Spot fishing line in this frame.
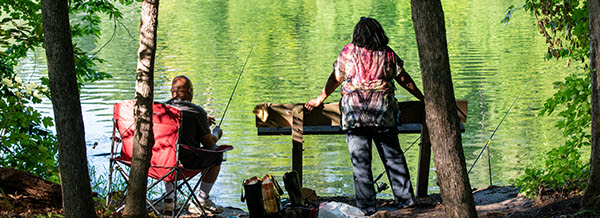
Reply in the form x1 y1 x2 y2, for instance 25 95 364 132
468 81 529 178
218 42 255 127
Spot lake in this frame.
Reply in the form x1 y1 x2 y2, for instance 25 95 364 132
19 0 586 210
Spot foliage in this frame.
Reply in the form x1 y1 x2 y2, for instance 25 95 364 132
503 0 591 198
574 210 600 217
513 137 589 197
90 168 167 214
88 165 119 217
33 213 64 218
0 0 135 181
511 72 591 198
540 73 590 142
0 72 57 180
0 187 13 211
503 0 589 62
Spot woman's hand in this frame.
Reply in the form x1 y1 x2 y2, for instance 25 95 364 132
305 97 323 111
306 69 341 111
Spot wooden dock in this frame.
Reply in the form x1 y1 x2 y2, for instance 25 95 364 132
253 100 468 197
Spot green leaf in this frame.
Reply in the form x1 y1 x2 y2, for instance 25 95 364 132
42 117 54 127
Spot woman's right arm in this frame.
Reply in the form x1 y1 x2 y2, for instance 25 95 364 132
305 70 343 111
394 68 424 101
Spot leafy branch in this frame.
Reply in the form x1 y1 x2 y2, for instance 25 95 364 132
503 0 591 198
0 0 136 181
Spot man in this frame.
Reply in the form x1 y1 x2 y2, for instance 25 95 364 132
164 75 224 214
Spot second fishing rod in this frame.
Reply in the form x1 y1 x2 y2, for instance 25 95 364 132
218 42 255 128
468 81 529 186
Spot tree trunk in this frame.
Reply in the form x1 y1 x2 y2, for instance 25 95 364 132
583 0 600 210
40 0 96 217
123 0 159 216
410 0 477 217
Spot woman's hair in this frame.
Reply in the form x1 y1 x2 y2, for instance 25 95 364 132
352 17 389 51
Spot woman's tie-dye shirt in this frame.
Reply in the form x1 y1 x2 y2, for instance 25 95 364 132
334 43 404 130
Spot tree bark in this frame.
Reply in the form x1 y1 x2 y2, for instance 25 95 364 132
410 0 477 217
583 0 600 210
123 0 159 216
40 0 96 217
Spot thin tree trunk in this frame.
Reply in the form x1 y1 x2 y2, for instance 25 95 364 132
583 0 600 210
40 0 95 216
410 0 477 217
123 0 159 216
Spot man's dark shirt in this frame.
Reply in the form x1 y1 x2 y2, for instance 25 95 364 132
165 98 211 148
165 98 221 169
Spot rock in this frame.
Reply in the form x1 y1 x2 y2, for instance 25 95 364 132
0 167 62 209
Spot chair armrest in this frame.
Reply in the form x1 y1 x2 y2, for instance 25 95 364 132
179 144 233 153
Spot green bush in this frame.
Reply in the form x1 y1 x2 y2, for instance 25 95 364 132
504 0 592 198
0 0 134 181
514 139 589 197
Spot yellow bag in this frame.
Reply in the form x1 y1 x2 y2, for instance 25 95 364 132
261 174 284 214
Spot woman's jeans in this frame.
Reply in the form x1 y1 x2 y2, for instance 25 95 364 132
345 127 415 211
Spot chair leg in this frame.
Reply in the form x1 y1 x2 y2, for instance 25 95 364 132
112 164 130 213
107 164 214 217
187 178 206 216
106 160 115 208
105 162 128 209
176 168 209 217
146 198 161 215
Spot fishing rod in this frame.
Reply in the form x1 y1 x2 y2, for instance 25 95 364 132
373 136 421 192
218 42 255 127
467 81 529 184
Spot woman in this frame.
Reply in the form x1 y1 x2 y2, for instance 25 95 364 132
305 17 424 214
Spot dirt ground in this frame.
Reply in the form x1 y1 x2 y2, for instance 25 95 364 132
305 186 586 218
0 167 594 217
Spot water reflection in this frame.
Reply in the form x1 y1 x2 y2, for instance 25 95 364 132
22 0 581 210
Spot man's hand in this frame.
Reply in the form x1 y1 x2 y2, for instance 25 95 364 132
212 126 223 140
208 116 216 126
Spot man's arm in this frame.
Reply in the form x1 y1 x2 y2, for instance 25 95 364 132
199 127 222 148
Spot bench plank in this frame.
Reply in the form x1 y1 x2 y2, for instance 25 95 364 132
254 100 467 134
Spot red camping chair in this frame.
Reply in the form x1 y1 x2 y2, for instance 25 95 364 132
106 100 233 217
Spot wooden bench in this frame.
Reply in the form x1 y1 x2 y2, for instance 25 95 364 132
253 100 467 197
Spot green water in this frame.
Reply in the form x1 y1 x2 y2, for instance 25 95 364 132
19 0 586 209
